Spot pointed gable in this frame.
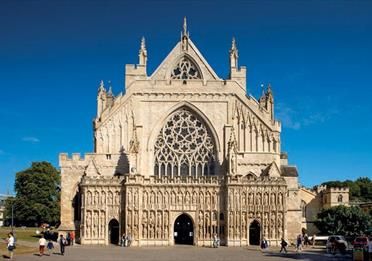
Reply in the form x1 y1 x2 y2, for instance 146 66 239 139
150 37 220 81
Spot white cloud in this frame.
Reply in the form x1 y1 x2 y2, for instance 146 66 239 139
22 136 40 143
276 102 339 130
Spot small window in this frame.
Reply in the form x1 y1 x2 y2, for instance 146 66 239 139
337 194 343 203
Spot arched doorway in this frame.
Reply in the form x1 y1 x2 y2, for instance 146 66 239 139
108 219 119 245
174 214 194 245
249 220 260 245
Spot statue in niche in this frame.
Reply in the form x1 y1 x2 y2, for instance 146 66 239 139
149 212 155 239
143 192 148 206
192 191 197 204
277 213 283 238
134 190 138 205
256 193 261 205
157 212 162 228
242 213 246 237
115 191 120 205
271 193 276 205
264 193 269 205
198 211 203 238
94 191 99 205
127 210 132 227
134 211 138 225
242 193 247 206
164 192 169 205
157 192 161 205
171 191 176 205
230 152 236 174
185 191 190 205
101 191 106 205
108 191 113 205
177 191 182 204
142 212 148 238
87 191 92 205
150 192 155 204
133 224 138 239
279 193 283 205
93 211 98 237
100 211 105 238
199 193 204 207
248 193 253 205
86 211 91 238
164 224 168 239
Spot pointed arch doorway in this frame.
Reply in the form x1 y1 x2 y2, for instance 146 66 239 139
174 214 194 245
108 219 119 245
249 220 260 245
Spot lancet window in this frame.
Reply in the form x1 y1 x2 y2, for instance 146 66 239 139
170 57 201 80
154 108 216 176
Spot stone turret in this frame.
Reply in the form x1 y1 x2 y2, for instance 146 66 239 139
259 84 275 120
228 37 247 89
97 80 107 118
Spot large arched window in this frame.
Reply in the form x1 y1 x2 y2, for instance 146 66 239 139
171 57 202 80
301 200 306 218
154 108 216 176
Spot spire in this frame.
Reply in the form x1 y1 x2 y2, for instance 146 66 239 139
181 16 189 51
107 81 113 96
98 80 105 92
229 37 238 69
138 36 147 66
183 16 188 36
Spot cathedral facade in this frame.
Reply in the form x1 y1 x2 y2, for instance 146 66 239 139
59 19 302 246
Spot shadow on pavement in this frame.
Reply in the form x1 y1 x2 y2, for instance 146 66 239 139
264 252 351 261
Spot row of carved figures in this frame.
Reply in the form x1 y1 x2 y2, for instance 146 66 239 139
84 210 106 239
228 191 285 209
228 211 284 239
85 190 121 206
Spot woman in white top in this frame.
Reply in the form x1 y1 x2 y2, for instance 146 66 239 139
7 232 15 260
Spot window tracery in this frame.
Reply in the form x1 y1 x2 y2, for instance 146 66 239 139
170 57 201 80
154 108 215 176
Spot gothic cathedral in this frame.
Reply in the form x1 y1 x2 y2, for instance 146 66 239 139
59 19 302 246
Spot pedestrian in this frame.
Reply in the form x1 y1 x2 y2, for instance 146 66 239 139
59 234 66 256
121 234 126 247
304 234 309 247
6 232 15 260
296 234 302 252
261 238 268 250
70 231 75 246
280 238 288 253
127 234 132 247
47 240 54 256
312 234 316 246
66 232 71 246
39 234 47 256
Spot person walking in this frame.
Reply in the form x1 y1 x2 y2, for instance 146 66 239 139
59 234 66 256
280 238 288 253
47 240 54 256
39 235 47 256
6 232 15 260
70 231 75 246
296 234 303 252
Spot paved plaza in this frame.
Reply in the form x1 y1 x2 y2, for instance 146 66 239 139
7 245 351 261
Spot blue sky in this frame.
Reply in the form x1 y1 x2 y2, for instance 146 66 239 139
0 0 371 194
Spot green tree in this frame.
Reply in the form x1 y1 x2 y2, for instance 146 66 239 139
321 177 371 202
4 162 60 226
315 205 371 237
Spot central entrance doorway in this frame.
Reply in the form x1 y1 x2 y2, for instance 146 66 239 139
174 214 194 245
249 220 260 245
108 219 119 245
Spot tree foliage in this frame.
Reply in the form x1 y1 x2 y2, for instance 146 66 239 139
315 205 371 237
4 162 60 226
321 177 372 202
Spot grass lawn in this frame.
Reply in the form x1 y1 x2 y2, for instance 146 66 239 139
0 227 40 243
0 244 36 257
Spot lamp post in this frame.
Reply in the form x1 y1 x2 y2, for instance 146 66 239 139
11 203 14 233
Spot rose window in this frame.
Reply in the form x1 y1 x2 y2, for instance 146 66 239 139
154 108 216 176
170 57 201 80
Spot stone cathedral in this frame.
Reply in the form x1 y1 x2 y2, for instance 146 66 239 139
59 19 302 247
